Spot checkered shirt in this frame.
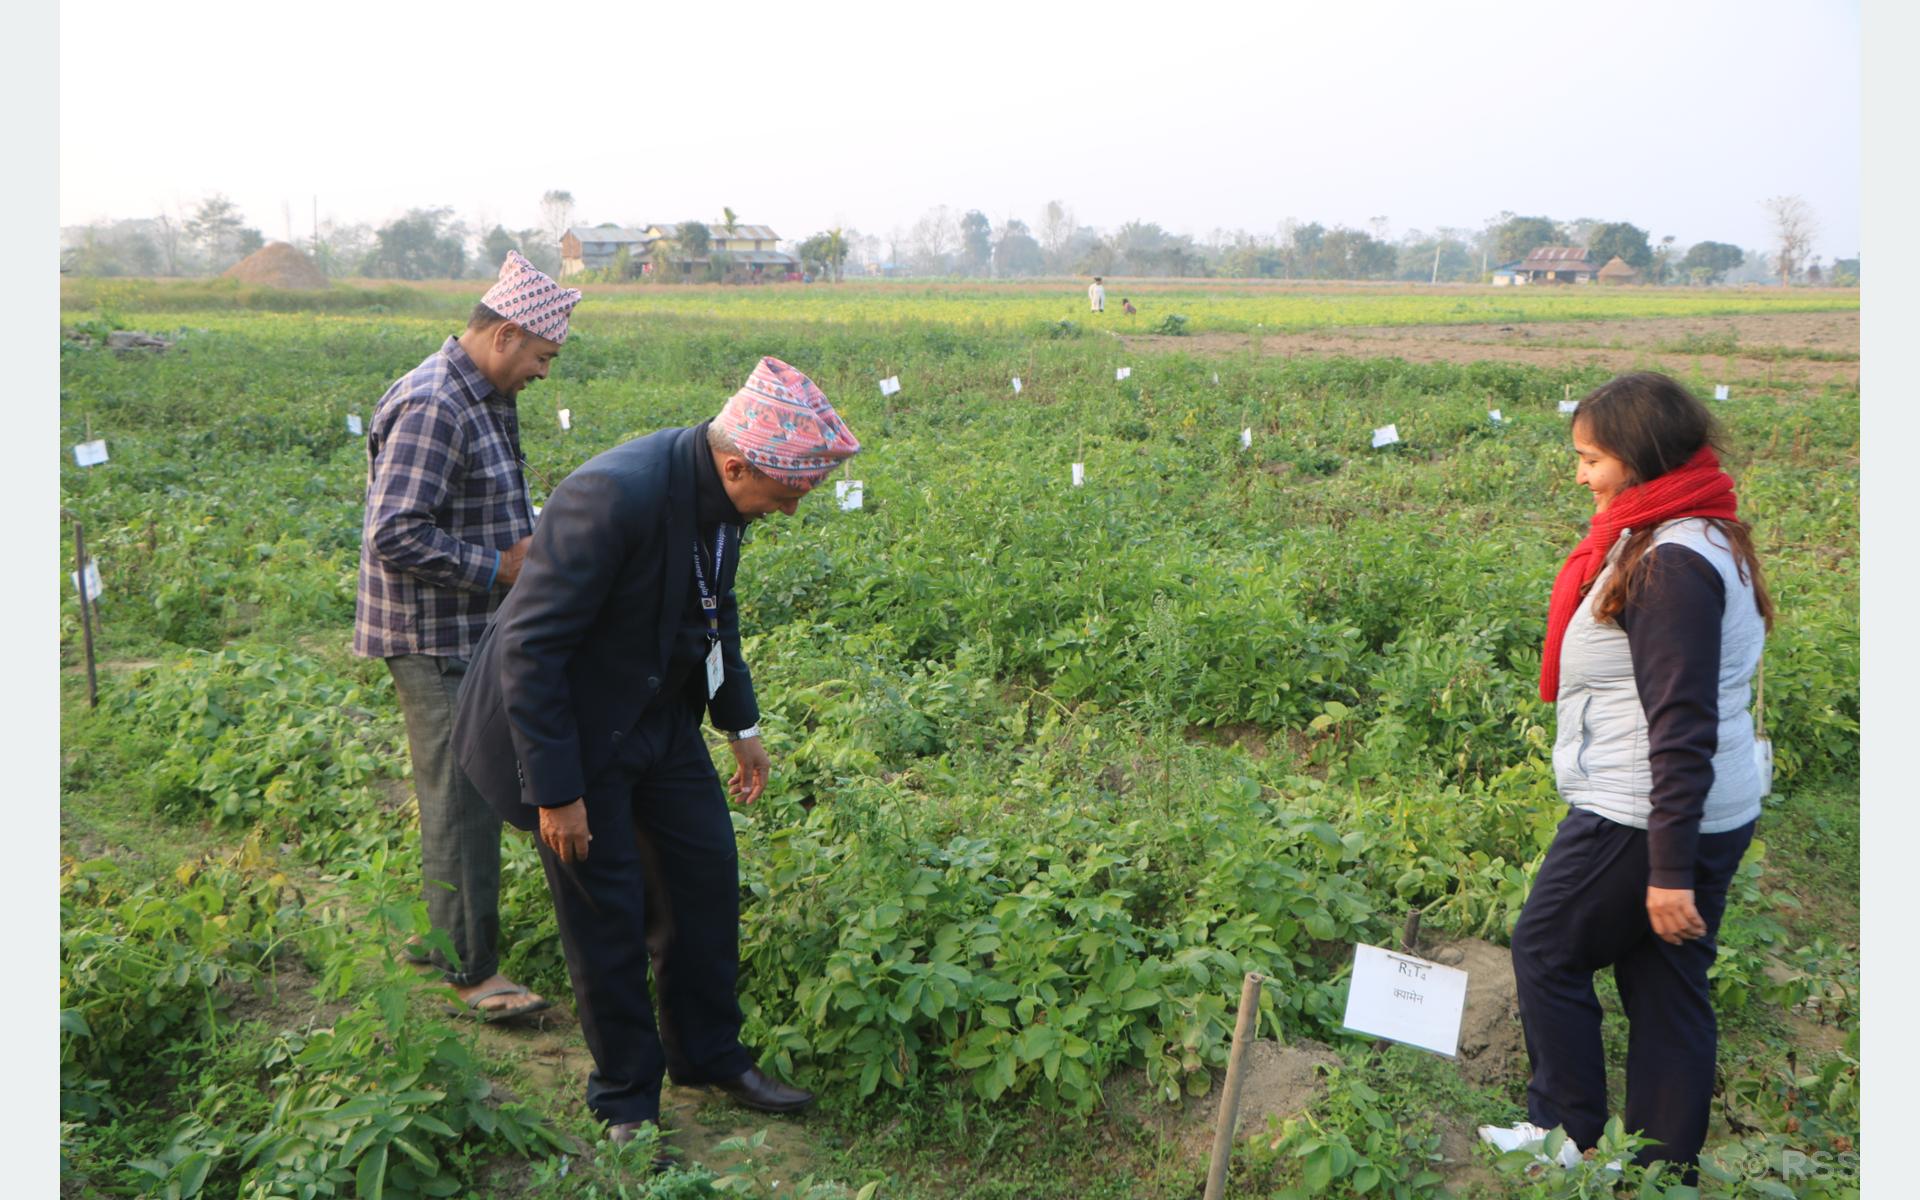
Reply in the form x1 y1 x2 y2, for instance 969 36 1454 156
352 337 534 659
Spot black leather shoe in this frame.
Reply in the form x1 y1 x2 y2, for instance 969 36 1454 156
714 1066 814 1114
606 1122 674 1173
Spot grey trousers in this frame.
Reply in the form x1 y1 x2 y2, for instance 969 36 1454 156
386 653 502 987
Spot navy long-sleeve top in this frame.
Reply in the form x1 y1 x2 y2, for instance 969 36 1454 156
1616 543 1728 889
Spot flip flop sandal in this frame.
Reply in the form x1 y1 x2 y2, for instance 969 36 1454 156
452 984 554 1025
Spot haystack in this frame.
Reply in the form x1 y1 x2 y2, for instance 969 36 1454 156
1597 255 1638 285
224 242 329 289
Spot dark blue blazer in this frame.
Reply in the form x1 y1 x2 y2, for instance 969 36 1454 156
452 425 758 831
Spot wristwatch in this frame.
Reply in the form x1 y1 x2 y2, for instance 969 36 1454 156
727 725 762 742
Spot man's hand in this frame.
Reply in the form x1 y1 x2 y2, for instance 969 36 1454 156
497 536 533 588
727 737 770 805
1646 886 1707 945
539 798 591 862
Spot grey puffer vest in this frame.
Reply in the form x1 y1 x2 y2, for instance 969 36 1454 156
1552 518 1765 832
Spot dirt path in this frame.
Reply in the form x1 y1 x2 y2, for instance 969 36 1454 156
1122 310 1860 388
478 1011 820 1180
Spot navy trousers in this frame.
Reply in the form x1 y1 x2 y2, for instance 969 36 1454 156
536 696 753 1125
1510 806 1755 1176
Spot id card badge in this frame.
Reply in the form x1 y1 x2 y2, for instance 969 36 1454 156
705 640 725 699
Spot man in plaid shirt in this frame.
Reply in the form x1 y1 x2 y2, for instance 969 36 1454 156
353 251 580 1022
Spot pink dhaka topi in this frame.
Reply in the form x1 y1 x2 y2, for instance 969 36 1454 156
715 357 861 487
480 249 582 344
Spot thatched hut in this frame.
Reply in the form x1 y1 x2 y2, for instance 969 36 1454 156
1597 256 1638 285
223 242 328 289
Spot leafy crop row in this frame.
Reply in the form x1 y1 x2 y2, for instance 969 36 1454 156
59 289 1859 1195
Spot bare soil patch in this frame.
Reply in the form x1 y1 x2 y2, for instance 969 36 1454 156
1424 939 1526 1088
63 659 163 677
1124 310 1860 388
1102 1038 1344 1162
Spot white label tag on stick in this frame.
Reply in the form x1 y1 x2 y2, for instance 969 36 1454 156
835 479 864 511
346 414 364 437
72 559 103 602
1012 376 1022 394
1714 385 1730 401
1213 373 1220 384
1115 367 1131 381
559 408 572 430
705 641 725 699
1341 943 1469 1057
73 440 109 467
1371 424 1400 449
879 376 901 396
1240 428 1253 449
1558 400 1579 415
1488 409 1504 424
1071 462 1085 487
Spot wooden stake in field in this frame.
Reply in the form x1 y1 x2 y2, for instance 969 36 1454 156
1202 971 1265 1200
74 520 99 709
1371 908 1424 1055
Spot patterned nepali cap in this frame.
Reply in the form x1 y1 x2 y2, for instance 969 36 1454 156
480 249 582 344
714 357 861 488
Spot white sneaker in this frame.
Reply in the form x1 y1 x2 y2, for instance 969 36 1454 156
1476 1122 1584 1169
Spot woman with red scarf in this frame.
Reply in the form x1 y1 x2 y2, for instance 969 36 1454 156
1504 372 1773 1182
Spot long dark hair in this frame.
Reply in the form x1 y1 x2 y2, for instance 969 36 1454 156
1575 372 1774 630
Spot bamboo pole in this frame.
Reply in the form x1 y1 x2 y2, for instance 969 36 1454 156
74 521 98 708
1202 972 1265 1200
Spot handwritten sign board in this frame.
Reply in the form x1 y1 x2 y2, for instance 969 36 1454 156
1714 384 1730 401
879 376 901 396
1115 367 1131 382
1557 400 1580 415
1071 463 1085 487
559 408 572 431
1371 424 1400 449
345 414 364 437
835 479 864 511
73 439 109 467
1240 428 1253 450
1341 943 1468 1056
1012 377 1022 395
71 559 103 603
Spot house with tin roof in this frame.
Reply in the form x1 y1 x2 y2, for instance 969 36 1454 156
560 225 652 277
644 223 799 278
559 220 799 279
1516 246 1600 284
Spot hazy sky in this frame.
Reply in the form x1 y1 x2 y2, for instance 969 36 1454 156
60 0 1860 260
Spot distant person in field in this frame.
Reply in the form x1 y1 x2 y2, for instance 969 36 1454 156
452 357 858 1151
1488 372 1770 1184
1088 276 1105 313
353 250 580 1024
1121 297 1137 318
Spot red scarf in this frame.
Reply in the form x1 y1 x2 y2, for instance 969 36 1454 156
1539 446 1737 702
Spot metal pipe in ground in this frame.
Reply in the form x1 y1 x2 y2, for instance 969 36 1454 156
1202 971 1265 1200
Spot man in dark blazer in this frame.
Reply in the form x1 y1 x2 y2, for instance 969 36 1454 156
453 356 860 1144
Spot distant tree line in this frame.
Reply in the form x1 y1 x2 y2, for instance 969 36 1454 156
840 200 1845 286
60 194 565 283
61 192 1852 288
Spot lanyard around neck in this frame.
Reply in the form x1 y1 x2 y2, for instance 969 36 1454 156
689 525 734 640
